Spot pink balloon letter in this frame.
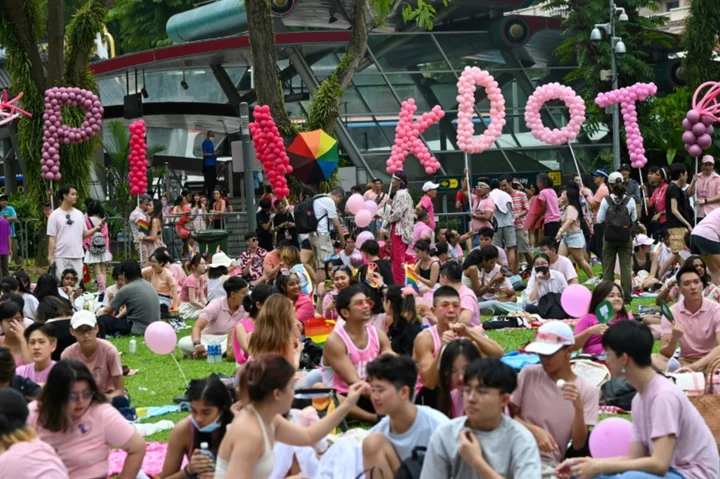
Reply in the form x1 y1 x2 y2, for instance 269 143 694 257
41 87 103 182
525 83 585 145
456 66 506 154
386 99 445 175
595 83 657 168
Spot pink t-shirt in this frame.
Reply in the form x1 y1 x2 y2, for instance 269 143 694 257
450 388 464 418
631 374 719 479
168 263 187 286
458 285 481 327
419 195 436 229
47 208 86 259
496 246 508 267
60 339 123 395
322 292 339 320
695 172 720 217
408 222 434 259
550 255 578 283
511 364 599 463
180 274 206 303
295 293 315 324
665 298 720 359
573 314 627 356
693 207 720 242
330 323 380 394
232 318 255 365
592 184 609 222
27 402 135 479
15 360 56 384
0 438 69 479
471 196 495 232
199 297 247 335
538 188 561 223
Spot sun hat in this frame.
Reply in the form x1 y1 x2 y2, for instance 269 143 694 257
209 251 235 268
525 321 575 356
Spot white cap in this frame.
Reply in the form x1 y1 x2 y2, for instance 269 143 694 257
209 251 235 268
525 321 575 356
702 155 715 165
608 172 624 184
71 310 97 329
422 181 440 192
633 234 654 247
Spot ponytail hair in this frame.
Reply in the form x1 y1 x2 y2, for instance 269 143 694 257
242 284 276 319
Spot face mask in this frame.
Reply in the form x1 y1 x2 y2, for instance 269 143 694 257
161 200 167 206
190 414 222 433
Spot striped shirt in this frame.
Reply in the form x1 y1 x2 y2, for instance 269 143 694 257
511 190 529 229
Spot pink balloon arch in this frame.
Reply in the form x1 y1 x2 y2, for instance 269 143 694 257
128 120 147 196
385 98 445 175
249 105 292 200
455 67 506 154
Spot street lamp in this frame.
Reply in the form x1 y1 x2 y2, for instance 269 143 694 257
593 5 629 171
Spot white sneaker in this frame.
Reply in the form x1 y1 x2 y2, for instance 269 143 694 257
584 277 601 286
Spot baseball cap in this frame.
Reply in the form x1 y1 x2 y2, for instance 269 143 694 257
591 168 609 178
702 155 715 164
619 164 632 172
608 172 624 184
633 234 654 247
422 181 440 192
525 321 575 356
392 170 408 186
71 310 97 329
0 388 28 436
0 194 8 201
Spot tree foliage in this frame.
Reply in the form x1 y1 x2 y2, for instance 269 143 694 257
681 0 720 91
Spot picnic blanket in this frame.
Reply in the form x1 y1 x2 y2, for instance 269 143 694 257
109 442 187 476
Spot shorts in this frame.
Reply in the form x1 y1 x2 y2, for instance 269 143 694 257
492 225 517 249
310 233 334 269
515 229 530 254
690 234 720 255
300 238 311 250
560 231 586 249
667 227 688 254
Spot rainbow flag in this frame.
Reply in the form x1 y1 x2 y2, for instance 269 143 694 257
405 264 420 293
137 219 149 236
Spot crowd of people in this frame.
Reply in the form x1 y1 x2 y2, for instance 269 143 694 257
0 153 719 478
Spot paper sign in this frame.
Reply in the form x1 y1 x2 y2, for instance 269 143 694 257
595 300 613 324
659 300 674 322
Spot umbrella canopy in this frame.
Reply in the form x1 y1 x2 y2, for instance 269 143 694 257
287 129 338 183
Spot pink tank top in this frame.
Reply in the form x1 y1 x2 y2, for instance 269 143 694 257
331 324 380 394
415 325 441 394
232 318 255 365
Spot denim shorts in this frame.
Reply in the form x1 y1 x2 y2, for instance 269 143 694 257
560 231 586 249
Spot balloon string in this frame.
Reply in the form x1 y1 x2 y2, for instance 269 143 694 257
638 173 648 216
171 352 189 387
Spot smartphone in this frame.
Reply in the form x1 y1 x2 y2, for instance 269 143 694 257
324 279 333 287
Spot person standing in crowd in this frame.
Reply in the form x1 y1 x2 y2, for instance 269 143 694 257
536 173 562 239
645 166 669 239
490 179 517 273
211 188 227 229
47 184 105 282
83 200 110 293
660 163 694 279
364 178 389 237
470 181 494 248
585 168 609 263
141 199 166 264
620 164 643 218
272 199 297 246
173 192 195 259
0 211 10 278
500 176 531 274
407 210 433 262
456 176 471 247
557 182 595 282
312 186 346 283
0 193 20 266
202 130 217 196
255 198 274 252
385 171 414 285
129 194 151 260
416 181 439 230
688 155 720 223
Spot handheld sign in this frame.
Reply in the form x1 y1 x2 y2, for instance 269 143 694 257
595 301 613 324
659 300 674 323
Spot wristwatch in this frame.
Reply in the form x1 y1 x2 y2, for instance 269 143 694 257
193 340 202 346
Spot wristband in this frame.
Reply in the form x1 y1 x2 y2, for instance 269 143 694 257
183 465 196 478
193 340 202 346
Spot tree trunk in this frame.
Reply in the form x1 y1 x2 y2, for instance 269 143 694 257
47 0 65 87
64 0 116 85
1 0 46 93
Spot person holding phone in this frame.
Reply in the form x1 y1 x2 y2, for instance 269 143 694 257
522 254 568 315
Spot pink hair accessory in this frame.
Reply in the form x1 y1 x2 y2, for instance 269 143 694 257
401 285 417 298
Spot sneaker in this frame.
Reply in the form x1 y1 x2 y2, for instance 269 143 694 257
480 307 496 316
584 277 601 286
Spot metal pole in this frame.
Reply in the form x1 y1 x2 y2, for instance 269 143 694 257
240 102 257 233
610 0 621 171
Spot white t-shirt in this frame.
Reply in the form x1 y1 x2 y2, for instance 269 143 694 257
47 208 86 259
368 405 449 461
313 196 338 235
23 293 39 320
550 255 578 283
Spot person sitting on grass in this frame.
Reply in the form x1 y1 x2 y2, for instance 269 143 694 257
420 357 541 478
178 254 208 320
522 253 568 316
0 301 30 366
573 281 629 357
281 245 316 296
248 294 303 369
476 227 509 267
438 260 480 327
539 237 579 285
276 270 315 325
317 265 354 321
179 276 248 359
143 249 180 316
462 246 518 316
0 388 69 479
61 311 127 408
383 284 422 356
98 259 160 336
35 297 75 360
229 284 275 365
27 360 146 479
15 322 56 384
511 321 599 477
101 264 124 307
216 354 370 478
160 374 235 479
362 355 450 477
437 340 481 418
323 285 392 424
655 255 720 306
59 268 84 302
0 346 41 400
556 321 719 479
360 239 394 286
1 275 38 321
653 265 720 373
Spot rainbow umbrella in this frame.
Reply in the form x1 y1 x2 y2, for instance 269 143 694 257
287 129 338 183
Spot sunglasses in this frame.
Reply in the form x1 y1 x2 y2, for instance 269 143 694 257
65 214 74 226
68 391 93 402
248 238 258 242
351 299 375 308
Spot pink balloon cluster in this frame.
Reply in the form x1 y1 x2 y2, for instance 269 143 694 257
525 83 585 145
129 120 148 195
42 87 103 182
386 99 445 175
456 67 506 154
595 82 657 169
346 193 378 228
249 105 292 199
681 82 720 158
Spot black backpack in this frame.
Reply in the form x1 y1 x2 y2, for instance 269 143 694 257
603 196 633 243
294 194 328 234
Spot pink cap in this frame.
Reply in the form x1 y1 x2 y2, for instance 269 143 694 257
702 155 715 164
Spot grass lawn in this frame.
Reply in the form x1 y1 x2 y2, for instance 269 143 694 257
107 265 657 442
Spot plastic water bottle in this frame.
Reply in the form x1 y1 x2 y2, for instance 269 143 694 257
199 442 215 471
129 338 137 355
206 344 214 364
213 344 222 363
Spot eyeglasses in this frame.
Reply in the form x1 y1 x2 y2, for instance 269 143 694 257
68 391 94 402
351 299 375 308
65 214 74 226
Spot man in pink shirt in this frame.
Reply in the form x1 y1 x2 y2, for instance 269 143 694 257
654 265 720 372
61 311 125 404
688 155 720 221
439 261 481 327
536 173 561 238
179 276 247 358
416 181 439 229
471 182 494 246
407 211 434 261
539 237 579 285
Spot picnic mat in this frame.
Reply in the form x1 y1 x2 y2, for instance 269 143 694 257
109 442 187 476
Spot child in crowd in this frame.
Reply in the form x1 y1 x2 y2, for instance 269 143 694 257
178 254 208 320
437 340 481 418
16 322 57 384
